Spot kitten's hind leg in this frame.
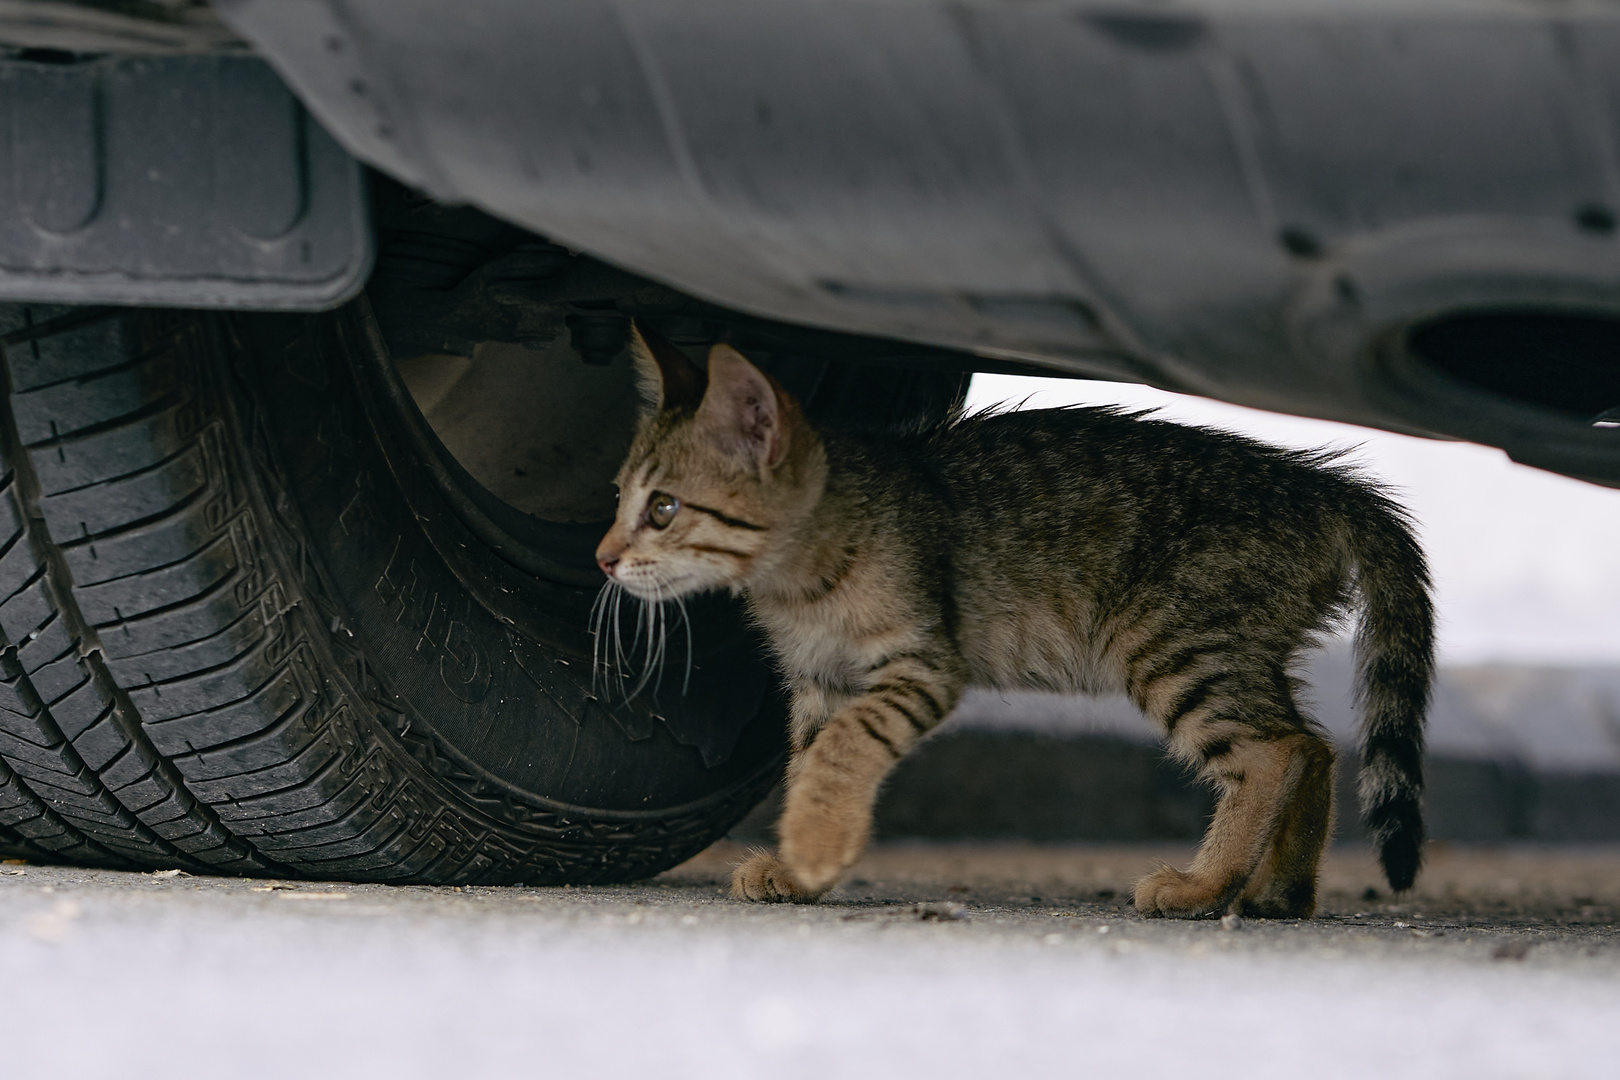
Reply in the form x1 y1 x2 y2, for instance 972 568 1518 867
1129 655 1332 918
1134 729 1328 917
1237 734 1336 918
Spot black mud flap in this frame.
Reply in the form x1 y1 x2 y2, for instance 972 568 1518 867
0 53 370 310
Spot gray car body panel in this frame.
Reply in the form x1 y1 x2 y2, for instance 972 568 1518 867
0 1 1612 480
212 0 1620 482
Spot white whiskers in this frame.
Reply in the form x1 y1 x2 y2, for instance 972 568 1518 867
588 577 695 702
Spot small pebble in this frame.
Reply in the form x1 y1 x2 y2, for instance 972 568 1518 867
911 902 967 922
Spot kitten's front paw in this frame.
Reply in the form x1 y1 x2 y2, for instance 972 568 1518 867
730 851 824 903
775 796 865 896
1133 865 1239 919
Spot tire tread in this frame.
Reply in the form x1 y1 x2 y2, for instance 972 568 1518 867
0 304 773 884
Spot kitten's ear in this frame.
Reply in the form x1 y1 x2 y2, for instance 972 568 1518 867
696 343 790 470
629 320 707 414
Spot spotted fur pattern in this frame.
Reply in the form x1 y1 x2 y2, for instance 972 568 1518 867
595 326 1433 918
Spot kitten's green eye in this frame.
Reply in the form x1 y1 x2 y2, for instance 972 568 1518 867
646 492 680 529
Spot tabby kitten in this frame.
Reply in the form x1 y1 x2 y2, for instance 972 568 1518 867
596 326 1433 918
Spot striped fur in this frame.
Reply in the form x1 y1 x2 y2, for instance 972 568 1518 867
596 328 1433 918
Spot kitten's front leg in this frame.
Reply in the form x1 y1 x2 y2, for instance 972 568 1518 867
732 678 839 903
784 675 839 783
733 664 959 902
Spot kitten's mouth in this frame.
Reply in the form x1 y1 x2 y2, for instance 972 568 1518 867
612 570 693 601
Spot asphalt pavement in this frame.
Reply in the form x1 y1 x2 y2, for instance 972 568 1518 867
1 841 1616 1079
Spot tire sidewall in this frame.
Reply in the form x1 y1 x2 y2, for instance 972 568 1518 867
223 304 787 880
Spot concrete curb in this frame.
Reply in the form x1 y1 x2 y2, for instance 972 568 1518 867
731 731 1620 845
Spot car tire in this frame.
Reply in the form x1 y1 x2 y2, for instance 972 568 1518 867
0 299 812 882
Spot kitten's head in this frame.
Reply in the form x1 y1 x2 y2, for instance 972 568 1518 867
595 324 821 600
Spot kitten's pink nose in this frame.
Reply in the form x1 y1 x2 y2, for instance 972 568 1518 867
596 539 624 577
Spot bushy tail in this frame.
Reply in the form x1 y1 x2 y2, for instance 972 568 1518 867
1346 494 1435 892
